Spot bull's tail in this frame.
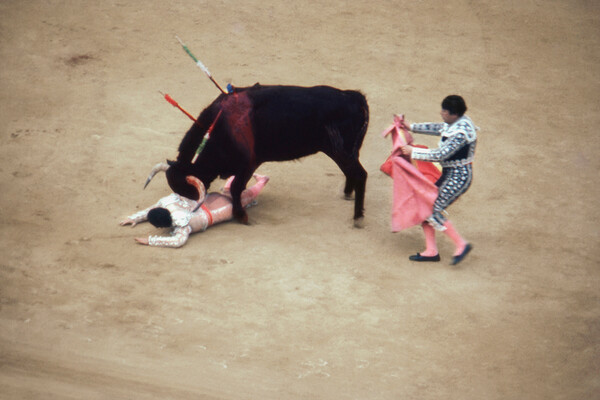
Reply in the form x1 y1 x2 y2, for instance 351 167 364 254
354 91 369 157
326 91 369 158
345 91 368 223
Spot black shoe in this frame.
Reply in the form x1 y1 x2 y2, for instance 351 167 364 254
451 243 473 265
409 253 441 262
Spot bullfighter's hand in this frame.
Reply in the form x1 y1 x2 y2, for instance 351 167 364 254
120 218 137 227
400 119 411 132
400 145 414 157
400 145 413 158
134 237 149 245
394 114 411 132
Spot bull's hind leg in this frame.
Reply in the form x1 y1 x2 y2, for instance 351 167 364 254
343 178 354 200
349 161 367 228
330 154 367 227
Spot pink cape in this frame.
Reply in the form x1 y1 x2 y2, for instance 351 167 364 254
381 115 440 232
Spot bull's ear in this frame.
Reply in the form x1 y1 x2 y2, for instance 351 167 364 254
167 159 176 166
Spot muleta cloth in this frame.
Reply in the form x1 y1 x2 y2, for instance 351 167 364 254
381 115 441 232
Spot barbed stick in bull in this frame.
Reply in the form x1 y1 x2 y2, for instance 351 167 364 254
175 35 228 95
191 109 223 163
158 91 224 163
159 91 197 122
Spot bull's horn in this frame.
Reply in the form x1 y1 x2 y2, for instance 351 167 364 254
143 162 170 189
187 176 207 211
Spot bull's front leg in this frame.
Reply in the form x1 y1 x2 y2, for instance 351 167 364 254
229 171 253 224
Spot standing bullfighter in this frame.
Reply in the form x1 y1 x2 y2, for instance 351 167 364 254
398 95 477 265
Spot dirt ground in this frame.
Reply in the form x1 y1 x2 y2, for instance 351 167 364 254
0 1 598 399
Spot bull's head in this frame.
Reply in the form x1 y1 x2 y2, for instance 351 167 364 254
144 160 205 202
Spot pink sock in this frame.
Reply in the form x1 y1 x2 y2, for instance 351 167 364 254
443 220 467 256
244 178 267 197
240 176 269 206
421 222 438 256
223 176 235 192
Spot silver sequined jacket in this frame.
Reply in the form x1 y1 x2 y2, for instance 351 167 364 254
410 115 477 168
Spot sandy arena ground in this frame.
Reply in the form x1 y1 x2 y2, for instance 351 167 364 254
1 1 599 399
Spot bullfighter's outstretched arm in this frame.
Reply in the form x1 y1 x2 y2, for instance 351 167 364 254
145 226 192 248
410 122 444 136
411 131 469 163
396 116 442 136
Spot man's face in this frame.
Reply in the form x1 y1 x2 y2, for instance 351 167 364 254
440 109 459 124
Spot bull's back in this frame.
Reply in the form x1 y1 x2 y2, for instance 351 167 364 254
245 85 368 162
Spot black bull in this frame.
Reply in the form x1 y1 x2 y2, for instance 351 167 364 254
161 84 369 225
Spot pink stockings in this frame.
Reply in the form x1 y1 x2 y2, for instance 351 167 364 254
240 175 270 207
420 220 467 257
223 175 270 206
443 220 468 256
223 176 235 192
420 222 439 257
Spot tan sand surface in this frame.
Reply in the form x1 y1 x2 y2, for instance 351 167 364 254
1 1 598 399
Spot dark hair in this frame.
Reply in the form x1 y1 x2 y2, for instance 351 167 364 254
441 95 467 117
147 207 173 228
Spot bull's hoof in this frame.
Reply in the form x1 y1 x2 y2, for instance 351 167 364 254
353 216 365 229
236 216 249 225
343 193 354 201
234 213 249 225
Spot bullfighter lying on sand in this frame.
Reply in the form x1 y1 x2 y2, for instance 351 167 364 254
120 174 269 248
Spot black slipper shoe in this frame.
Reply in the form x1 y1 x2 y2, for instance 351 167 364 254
409 253 441 262
451 243 473 265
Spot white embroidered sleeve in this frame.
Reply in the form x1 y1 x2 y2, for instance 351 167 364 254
411 122 443 136
148 225 192 248
412 132 469 162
